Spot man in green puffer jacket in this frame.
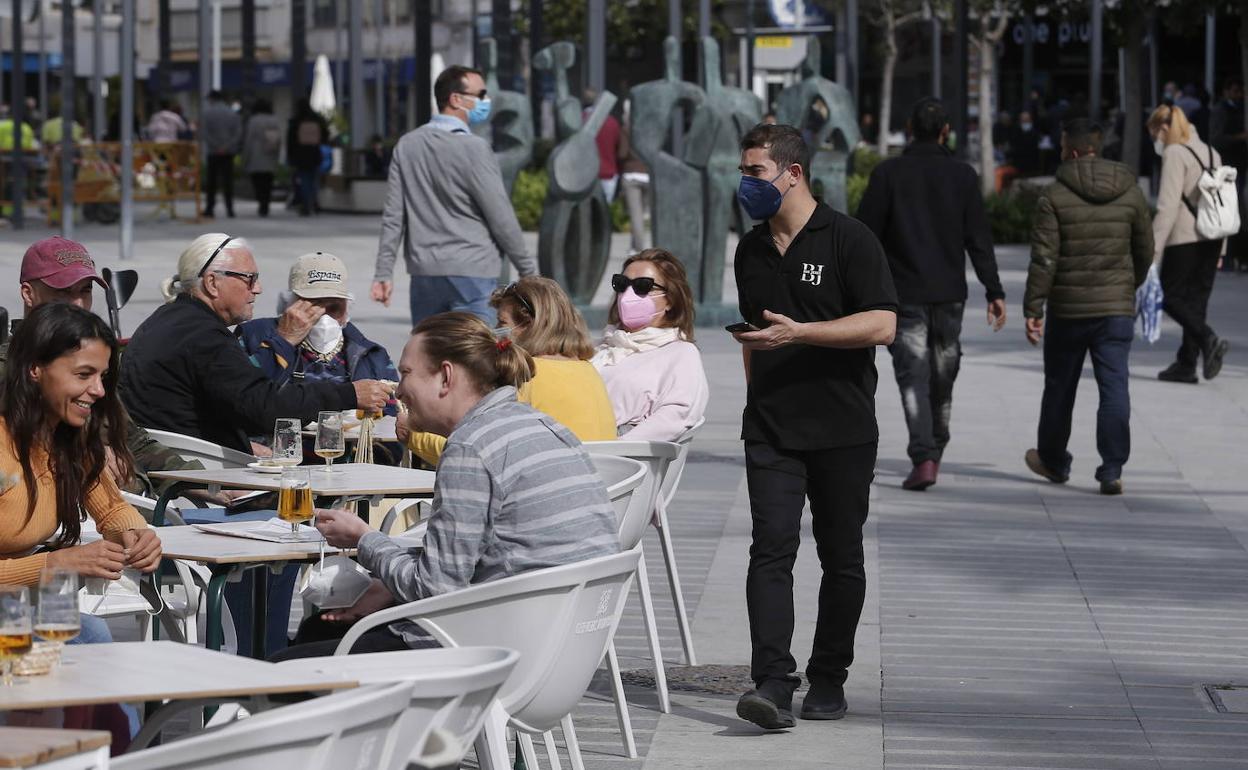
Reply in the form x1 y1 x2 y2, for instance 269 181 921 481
1022 119 1153 496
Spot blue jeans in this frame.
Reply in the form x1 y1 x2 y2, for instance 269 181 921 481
297 168 319 215
408 275 497 328
1037 316 1133 482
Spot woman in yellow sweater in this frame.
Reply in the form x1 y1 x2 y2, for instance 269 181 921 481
401 277 617 464
0 303 161 587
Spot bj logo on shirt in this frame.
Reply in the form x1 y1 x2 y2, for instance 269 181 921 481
800 263 824 287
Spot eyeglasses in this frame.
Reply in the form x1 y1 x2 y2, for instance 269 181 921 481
197 234 234 278
456 89 488 101
611 274 666 296
495 282 534 318
212 269 261 290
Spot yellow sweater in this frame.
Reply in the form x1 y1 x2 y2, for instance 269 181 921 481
408 357 617 465
0 420 148 586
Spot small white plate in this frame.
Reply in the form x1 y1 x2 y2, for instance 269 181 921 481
247 462 284 474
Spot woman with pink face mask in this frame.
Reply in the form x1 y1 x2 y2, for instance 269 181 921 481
591 249 709 441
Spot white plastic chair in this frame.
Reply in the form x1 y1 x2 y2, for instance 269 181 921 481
112 682 413 770
334 549 642 770
654 417 704 666
145 429 257 470
377 497 429 536
273 646 520 769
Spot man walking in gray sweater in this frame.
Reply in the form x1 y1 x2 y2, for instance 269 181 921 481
371 65 537 326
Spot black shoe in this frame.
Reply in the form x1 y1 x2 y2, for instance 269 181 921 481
1100 479 1123 496
1203 337 1229 381
800 684 848 720
736 683 795 730
1157 363 1199 384
1025 449 1068 484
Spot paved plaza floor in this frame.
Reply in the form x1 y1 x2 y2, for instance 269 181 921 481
2 208 1246 768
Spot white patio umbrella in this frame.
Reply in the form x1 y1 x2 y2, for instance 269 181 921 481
310 54 336 118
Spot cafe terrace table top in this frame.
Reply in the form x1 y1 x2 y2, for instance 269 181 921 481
149 463 435 497
0 727 111 768
0 642 356 712
152 523 348 565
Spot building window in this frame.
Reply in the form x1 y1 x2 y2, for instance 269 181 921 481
312 0 338 29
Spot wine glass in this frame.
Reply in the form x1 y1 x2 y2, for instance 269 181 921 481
272 418 303 467
34 568 80 662
0 586 33 686
315 411 345 475
277 467 314 541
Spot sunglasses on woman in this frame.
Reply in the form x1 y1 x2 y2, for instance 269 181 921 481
495 282 535 318
611 274 666 296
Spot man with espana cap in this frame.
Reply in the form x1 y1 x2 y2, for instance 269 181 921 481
237 252 398 413
1 237 206 507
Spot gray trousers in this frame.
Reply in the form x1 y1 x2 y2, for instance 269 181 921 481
888 302 965 465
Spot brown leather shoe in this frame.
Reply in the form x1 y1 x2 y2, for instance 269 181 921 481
902 460 938 491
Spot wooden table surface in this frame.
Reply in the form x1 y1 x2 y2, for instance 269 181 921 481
150 463 435 497
0 727 111 768
0 642 356 712
154 523 349 565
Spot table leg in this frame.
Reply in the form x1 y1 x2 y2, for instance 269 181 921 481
251 566 268 660
205 568 229 651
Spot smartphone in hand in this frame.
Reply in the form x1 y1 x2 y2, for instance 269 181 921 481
725 321 760 333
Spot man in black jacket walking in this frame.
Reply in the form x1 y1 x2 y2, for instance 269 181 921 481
857 98 1006 491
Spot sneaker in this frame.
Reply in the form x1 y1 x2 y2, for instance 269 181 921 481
902 460 938 491
1025 449 1068 484
1100 479 1123 496
800 684 848 720
1203 337 1229 381
736 682 795 730
1158 363 1198 384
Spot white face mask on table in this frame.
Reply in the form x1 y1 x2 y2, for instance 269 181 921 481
305 314 344 354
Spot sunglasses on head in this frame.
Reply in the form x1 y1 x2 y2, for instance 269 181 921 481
611 274 666 296
496 282 534 318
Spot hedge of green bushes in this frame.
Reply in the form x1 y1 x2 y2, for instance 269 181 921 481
510 168 631 233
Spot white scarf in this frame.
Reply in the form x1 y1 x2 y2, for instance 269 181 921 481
592 325 682 367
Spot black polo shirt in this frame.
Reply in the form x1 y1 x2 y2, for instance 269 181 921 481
734 202 898 451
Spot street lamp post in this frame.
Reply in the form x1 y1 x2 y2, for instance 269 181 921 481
413 0 431 125
951 0 967 158
12 0 25 229
120 0 135 260
93 0 104 141
61 0 76 237
587 0 605 93
1090 0 1103 122
350 0 365 165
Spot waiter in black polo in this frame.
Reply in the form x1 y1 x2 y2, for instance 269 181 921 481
731 124 898 730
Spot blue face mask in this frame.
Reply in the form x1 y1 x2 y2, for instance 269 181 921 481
467 97 492 126
737 171 788 220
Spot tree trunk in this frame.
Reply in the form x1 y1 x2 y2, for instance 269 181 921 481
978 30 995 196
1122 12 1146 174
879 29 898 156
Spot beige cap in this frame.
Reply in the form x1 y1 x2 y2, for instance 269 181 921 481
289 252 354 300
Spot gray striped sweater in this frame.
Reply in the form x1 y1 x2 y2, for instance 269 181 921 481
357 386 620 644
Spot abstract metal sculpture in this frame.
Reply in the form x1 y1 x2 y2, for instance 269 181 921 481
475 37 534 196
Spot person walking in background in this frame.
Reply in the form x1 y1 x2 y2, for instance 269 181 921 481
1210 79 1246 272
201 91 242 219
618 101 651 255
147 100 189 142
1147 104 1230 384
857 98 1006 491
287 99 329 217
1023 119 1153 496
241 99 282 217
586 90 621 202
372 65 536 327
731 124 897 729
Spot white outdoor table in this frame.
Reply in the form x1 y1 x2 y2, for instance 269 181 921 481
0 727 110 769
303 415 400 443
149 463 434 501
0 642 355 712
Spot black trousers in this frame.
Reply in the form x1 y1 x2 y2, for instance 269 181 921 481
204 153 235 215
250 172 274 216
745 440 877 691
1160 240 1222 369
268 612 437 662
888 302 965 464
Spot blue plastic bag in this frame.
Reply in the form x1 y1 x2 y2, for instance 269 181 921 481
1135 263 1163 344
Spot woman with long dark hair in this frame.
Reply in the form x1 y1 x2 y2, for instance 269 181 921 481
0 302 161 586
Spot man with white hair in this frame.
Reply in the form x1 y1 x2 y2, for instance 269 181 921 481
120 234 392 453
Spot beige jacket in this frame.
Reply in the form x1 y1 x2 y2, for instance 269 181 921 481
1153 132 1223 262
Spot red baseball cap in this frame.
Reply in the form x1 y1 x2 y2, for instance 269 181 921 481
19 237 107 290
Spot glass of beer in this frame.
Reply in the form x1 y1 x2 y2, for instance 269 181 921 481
0 585 32 686
272 418 303 467
278 467 314 541
315 411 345 474
34 568 80 662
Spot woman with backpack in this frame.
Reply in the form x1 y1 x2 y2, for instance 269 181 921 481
1148 104 1230 383
287 99 329 216
241 99 283 217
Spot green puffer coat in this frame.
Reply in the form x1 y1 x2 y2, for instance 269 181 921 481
1024 157 1154 320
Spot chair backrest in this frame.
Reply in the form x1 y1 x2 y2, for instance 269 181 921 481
661 417 704 510
586 453 649 549
585 442 679 549
112 682 413 770
146 428 256 470
337 550 641 735
277 646 519 770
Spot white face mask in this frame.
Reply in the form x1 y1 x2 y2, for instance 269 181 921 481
305 313 344 354
1153 138 1166 157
